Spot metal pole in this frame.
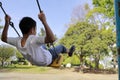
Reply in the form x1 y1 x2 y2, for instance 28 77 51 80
114 0 120 80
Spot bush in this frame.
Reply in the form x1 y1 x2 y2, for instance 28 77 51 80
63 55 80 66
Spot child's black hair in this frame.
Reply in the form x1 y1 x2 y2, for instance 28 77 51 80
19 17 36 34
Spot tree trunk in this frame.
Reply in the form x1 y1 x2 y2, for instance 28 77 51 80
80 54 84 65
94 54 100 69
1 60 4 67
95 58 99 69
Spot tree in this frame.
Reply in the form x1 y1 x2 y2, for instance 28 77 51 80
71 3 91 23
60 21 116 69
38 27 58 40
0 45 15 67
87 0 114 30
92 0 114 18
89 0 116 68
16 50 23 59
0 26 3 33
60 22 97 67
38 28 46 36
59 0 116 69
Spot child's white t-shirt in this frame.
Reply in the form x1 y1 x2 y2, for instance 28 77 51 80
7 35 52 66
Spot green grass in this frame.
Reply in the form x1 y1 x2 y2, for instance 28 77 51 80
0 65 51 73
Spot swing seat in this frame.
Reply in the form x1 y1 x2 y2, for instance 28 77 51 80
50 54 63 68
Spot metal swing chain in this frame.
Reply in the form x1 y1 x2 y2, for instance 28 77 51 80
0 2 20 37
36 0 60 63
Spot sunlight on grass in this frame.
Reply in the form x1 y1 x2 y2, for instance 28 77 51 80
0 65 51 73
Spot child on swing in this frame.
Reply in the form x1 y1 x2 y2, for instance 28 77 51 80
1 12 75 66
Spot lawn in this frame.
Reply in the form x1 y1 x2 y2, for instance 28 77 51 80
0 65 118 80
0 65 51 73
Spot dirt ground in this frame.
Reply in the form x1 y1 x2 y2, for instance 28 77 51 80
0 68 118 80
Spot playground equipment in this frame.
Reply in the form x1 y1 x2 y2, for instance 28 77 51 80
0 1 63 68
0 2 20 37
50 54 63 68
114 0 120 80
35 0 63 67
36 0 42 13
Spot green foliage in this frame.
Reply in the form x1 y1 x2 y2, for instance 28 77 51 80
0 65 50 73
60 0 116 69
58 0 115 70
16 50 23 59
0 26 3 30
0 26 3 37
38 28 46 36
86 0 115 33
62 57 72 65
0 45 15 67
38 28 58 40
71 55 80 65
92 0 114 18
60 21 116 69
0 18 3 28
63 55 80 66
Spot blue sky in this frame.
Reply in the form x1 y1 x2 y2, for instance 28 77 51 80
0 0 92 38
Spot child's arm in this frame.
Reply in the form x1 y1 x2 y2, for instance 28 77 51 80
1 15 11 43
38 12 55 43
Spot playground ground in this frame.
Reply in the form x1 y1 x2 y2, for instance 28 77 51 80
0 68 118 80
